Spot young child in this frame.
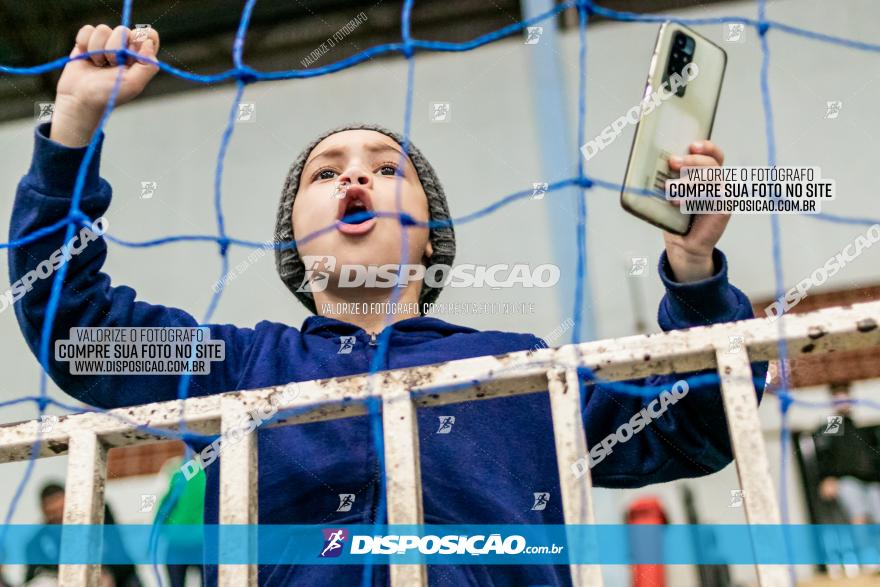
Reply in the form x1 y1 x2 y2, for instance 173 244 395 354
9 25 767 586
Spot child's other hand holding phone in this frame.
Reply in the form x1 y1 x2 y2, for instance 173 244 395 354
663 140 731 283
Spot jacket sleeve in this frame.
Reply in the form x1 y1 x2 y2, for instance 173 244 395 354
7 123 256 409
585 248 769 488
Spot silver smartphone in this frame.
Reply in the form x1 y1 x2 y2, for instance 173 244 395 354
620 22 727 235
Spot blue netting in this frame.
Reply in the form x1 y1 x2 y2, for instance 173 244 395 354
1 0 880 584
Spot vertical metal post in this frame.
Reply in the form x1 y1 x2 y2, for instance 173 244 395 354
59 430 107 587
382 389 427 586
715 348 791 587
219 397 259 586
548 367 604 586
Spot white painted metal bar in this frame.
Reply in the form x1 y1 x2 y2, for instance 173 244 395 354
547 363 603 587
0 300 875 587
716 348 791 587
2 300 876 461
58 430 107 587
218 396 259 587
382 387 427 587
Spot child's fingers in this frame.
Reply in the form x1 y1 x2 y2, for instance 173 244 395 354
145 27 160 53
87 24 113 67
688 140 724 166
71 25 95 59
126 27 160 66
668 154 720 170
105 26 131 67
127 38 160 87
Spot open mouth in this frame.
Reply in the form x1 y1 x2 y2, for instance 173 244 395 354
336 186 376 235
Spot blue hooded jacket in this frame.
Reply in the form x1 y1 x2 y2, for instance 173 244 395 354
8 123 767 586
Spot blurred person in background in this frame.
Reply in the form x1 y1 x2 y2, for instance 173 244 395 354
24 482 142 587
813 382 880 575
814 382 880 524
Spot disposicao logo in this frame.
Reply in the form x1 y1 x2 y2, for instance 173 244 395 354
319 528 348 558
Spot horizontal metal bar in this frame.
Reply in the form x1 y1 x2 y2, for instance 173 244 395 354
0 300 877 464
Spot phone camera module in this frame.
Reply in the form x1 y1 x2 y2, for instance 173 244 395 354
666 32 695 98
682 36 695 55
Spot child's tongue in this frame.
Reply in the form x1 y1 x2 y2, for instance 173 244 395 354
342 201 371 224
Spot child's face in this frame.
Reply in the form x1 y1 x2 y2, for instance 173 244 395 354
292 130 433 291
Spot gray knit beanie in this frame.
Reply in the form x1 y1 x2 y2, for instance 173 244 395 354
274 124 455 314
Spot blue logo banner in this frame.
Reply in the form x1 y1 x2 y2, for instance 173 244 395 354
1 524 878 565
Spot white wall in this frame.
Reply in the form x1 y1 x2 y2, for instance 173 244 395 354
1 0 879 585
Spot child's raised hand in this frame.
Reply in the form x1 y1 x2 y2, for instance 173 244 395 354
51 24 160 147
663 140 731 283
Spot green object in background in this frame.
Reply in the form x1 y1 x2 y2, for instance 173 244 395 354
156 464 205 527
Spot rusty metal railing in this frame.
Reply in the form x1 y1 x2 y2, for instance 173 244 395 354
1 300 878 586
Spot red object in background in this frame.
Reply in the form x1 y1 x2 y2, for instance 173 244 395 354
626 497 668 587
